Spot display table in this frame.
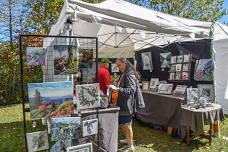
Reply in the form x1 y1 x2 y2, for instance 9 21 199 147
73 107 120 152
181 104 224 144
136 90 185 128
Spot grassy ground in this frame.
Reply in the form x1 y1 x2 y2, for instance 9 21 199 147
0 104 228 152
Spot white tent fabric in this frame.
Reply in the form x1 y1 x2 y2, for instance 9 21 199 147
47 0 228 114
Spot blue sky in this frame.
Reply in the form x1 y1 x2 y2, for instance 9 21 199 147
219 0 228 23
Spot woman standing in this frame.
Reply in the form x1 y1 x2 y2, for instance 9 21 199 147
109 58 144 152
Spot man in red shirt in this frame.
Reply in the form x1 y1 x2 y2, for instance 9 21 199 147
98 58 111 95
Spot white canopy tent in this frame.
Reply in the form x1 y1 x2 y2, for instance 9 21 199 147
46 0 228 114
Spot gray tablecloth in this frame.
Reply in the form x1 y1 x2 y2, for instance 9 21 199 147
136 90 184 128
74 107 120 152
181 104 224 138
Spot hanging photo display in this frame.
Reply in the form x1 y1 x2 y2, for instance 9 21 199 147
160 52 171 69
175 72 182 80
170 56 176 64
75 83 100 110
182 63 190 71
26 131 49 152
197 84 215 102
183 54 191 63
82 119 98 137
187 88 199 104
169 73 175 80
176 55 184 63
54 45 78 75
158 84 173 94
175 64 182 71
173 85 187 95
194 59 214 81
51 117 81 141
28 81 74 119
67 143 93 152
141 51 153 71
182 72 189 80
149 78 159 90
50 139 72 152
170 65 176 72
26 47 46 66
78 48 93 69
111 63 119 73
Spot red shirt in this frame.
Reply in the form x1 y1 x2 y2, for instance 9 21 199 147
98 65 111 94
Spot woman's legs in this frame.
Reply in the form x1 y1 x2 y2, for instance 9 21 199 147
124 121 133 145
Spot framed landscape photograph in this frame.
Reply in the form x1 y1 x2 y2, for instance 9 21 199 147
82 119 98 137
160 52 171 68
51 117 81 141
67 143 93 152
142 81 150 90
197 84 215 102
141 52 153 71
170 56 176 64
187 88 199 104
26 47 45 66
26 131 49 152
149 78 159 90
76 83 100 110
158 84 173 94
28 81 74 119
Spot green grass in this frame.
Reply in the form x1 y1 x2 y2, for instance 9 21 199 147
1 104 228 152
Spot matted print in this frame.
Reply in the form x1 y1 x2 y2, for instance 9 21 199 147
111 63 119 73
176 55 184 63
182 63 190 71
176 64 182 71
141 52 153 71
28 81 73 119
50 139 72 152
158 84 173 94
194 59 214 81
182 72 189 80
160 52 171 68
169 73 175 80
54 45 78 75
51 117 81 141
26 131 49 152
67 143 93 152
76 83 100 110
197 84 215 102
175 72 182 80
187 88 199 103
170 56 176 64
78 48 93 69
26 47 45 66
142 81 149 90
183 54 191 63
149 78 159 90
174 85 187 95
170 65 176 72
82 119 98 137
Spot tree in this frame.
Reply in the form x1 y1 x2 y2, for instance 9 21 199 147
129 0 227 22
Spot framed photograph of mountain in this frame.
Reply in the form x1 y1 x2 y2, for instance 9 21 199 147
174 85 187 95
175 72 182 80
111 63 119 73
176 55 184 63
26 131 49 152
194 59 214 81
182 63 190 71
67 143 93 152
197 84 215 102
160 52 171 68
82 119 98 137
169 73 175 80
141 52 153 71
176 64 182 71
170 56 176 64
149 78 159 90
51 117 81 141
158 84 173 94
28 81 74 119
26 47 46 66
54 45 78 75
183 54 191 63
187 88 199 104
142 81 149 90
182 72 189 80
76 83 100 110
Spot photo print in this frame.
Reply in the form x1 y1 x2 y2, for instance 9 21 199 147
78 48 94 69
142 81 149 90
26 131 49 152
54 45 78 75
169 73 175 80
141 52 153 71
182 63 190 71
175 72 182 80
160 52 171 69
197 84 215 102
51 139 72 152
26 47 45 66
182 72 189 80
170 65 176 72
149 78 159 90
183 54 191 63
51 117 81 141
82 119 98 137
76 83 100 110
194 59 214 81
176 55 184 63
67 143 93 152
158 84 173 94
28 81 73 119
174 85 187 95
111 63 119 73
170 56 176 64
187 88 199 104
175 64 182 72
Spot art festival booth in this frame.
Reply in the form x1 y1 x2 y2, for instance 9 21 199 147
40 0 228 149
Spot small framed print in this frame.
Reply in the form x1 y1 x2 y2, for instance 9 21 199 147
187 88 199 104
176 55 184 63
158 84 173 94
182 72 189 80
142 81 149 90
67 143 93 152
197 84 215 102
171 56 176 64
174 85 187 95
175 72 181 80
149 78 159 90
170 65 176 72
111 63 119 73
182 63 190 71
183 54 191 63
82 119 98 137
176 64 182 71
169 73 175 80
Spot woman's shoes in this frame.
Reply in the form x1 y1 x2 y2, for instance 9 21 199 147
118 145 135 152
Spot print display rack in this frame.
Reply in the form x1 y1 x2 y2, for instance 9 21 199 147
19 34 99 152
